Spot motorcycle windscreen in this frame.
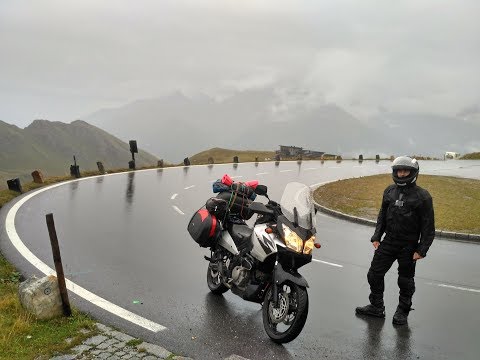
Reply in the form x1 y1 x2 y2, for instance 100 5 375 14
280 182 316 230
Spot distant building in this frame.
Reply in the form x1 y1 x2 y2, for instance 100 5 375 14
445 151 461 159
279 145 303 157
302 150 325 158
278 145 325 158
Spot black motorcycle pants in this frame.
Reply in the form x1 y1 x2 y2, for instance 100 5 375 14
367 240 416 310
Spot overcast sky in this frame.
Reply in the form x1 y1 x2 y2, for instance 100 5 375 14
1 0 479 128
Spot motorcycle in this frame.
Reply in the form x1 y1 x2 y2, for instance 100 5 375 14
190 181 320 343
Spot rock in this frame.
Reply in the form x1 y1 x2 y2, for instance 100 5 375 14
18 275 64 320
31 170 45 184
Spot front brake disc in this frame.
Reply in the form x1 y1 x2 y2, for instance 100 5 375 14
269 291 290 324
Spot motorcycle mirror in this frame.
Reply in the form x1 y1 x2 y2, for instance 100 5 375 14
255 184 268 196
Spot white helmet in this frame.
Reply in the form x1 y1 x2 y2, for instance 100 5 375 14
392 156 419 186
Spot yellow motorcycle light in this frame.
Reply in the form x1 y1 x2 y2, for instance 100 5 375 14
303 236 316 255
282 224 303 253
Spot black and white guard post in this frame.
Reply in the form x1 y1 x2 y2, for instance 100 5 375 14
129 140 138 170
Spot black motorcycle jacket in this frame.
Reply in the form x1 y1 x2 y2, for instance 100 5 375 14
371 183 435 257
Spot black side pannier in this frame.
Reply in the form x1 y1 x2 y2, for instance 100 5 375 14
216 191 253 220
187 208 220 247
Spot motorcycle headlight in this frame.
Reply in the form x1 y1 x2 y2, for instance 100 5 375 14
282 224 303 253
303 236 315 255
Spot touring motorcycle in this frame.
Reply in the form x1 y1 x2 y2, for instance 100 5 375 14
188 180 320 343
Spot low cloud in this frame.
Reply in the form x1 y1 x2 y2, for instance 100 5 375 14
0 0 478 126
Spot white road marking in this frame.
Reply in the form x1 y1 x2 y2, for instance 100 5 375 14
172 206 185 215
280 170 293 173
312 259 343 268
256 172 269 176
328 166 341 169
5 184 166 333
427 283 480 294
184 185 195 190
171 193 178 200
231 175 243 179
304 168 317 171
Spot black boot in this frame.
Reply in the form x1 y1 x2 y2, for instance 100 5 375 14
392 305 411 325
355 304 385 318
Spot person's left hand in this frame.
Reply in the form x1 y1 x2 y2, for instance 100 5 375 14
413 252 424 260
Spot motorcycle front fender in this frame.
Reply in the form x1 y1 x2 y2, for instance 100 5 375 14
273 262 309 288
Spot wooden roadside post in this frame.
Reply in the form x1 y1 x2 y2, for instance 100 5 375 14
45 213 72 316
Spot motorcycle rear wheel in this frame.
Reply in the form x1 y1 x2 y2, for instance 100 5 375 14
206 263 229 294
262 281 309 343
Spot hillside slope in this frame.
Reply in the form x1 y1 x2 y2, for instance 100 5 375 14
0 120 158 188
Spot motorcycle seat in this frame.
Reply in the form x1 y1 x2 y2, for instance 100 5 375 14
228 224 254 254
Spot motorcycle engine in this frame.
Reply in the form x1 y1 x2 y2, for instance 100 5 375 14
231 266 250 290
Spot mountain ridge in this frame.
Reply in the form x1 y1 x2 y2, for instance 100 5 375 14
0 120 158 189
83 88 479 162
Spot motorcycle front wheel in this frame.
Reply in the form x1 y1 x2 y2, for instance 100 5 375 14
262 281 309 343
206 263 229 295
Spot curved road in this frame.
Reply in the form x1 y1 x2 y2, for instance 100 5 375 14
1 160 479 360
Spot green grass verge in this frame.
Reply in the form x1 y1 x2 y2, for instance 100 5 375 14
0 254 97 360
126 338 143 347
313 174 480 234
460 152 480 160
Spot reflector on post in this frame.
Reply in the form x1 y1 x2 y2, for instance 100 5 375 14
129 140 138 153
128 140 137 169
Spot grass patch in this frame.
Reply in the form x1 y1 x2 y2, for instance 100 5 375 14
460 152 480 160
0 254 97 360
314 174 480 234
189 147 276 164
126 338 143 347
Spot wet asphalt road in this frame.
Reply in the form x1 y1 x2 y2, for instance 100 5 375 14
1 160 479 360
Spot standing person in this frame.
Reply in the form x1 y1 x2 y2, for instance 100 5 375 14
355 156 435 325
